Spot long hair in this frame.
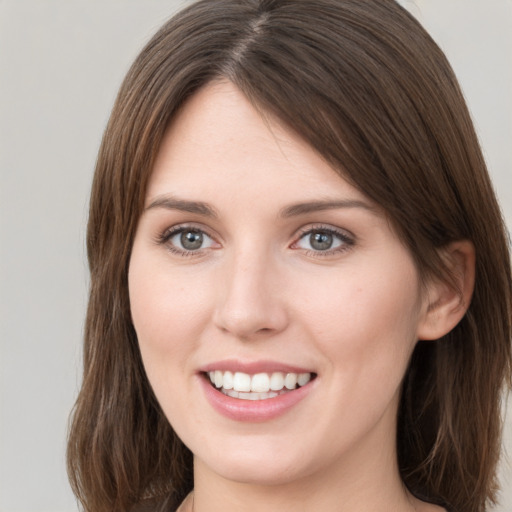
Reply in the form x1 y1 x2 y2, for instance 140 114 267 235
67 1 512 511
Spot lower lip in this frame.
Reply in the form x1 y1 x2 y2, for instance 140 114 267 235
199 375 314 422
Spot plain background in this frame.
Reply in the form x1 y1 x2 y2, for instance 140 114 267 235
0 1 510 510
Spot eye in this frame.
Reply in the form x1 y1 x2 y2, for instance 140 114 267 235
173 229 211 251
293 226 354 255
158 226 217 255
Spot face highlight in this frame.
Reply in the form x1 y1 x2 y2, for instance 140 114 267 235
128 81 430 489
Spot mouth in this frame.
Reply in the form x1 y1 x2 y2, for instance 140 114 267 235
205 370 317 401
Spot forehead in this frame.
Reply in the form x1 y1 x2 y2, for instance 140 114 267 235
147 80 371 209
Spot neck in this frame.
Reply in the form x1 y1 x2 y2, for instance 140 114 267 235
192 466 417 512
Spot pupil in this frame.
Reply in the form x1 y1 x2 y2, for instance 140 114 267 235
311 232 333 251
181 231 203 250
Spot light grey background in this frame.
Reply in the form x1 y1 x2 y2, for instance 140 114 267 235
0 1 510 511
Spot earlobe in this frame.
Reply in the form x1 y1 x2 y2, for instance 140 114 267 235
417 240 475 341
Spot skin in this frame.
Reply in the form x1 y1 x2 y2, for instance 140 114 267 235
128 81 461 512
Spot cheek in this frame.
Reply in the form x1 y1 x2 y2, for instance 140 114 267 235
128 260 215 430
289 261 423 451
128 250 214 375
296 258 422 383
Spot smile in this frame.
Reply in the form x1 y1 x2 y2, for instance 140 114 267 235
207 371 314 400
200 364 317 421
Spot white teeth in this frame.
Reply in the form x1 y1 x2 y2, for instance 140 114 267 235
222 389 280 400
223 371 234 390
269 372 285 391
297 372 311 386
284 373 297 390
233 372 251 392
251 373 270 392
207 370 313 396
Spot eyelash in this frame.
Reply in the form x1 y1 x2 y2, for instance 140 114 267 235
155 223 355 258
292 224 355 258
155 224 218 258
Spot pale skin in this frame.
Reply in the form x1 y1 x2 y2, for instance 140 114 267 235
129 81 474 512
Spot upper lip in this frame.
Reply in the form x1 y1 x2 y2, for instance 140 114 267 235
199 359 315 375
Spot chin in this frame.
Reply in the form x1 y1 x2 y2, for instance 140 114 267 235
193 438 315 486
203 458 306 487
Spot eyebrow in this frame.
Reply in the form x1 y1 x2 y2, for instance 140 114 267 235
145 195 218 218
280 199 377 217
145 195 376 219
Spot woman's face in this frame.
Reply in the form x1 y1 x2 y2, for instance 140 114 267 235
129 81 431 487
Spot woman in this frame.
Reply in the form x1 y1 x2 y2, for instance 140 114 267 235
67 1 512 511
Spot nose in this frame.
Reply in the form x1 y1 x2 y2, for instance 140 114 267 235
213 249 289 340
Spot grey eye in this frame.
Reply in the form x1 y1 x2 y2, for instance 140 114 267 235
169 229 214 252
310 232 334 251
295 229 347 252
180 230 204 250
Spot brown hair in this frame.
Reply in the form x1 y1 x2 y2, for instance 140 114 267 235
67 1 512 511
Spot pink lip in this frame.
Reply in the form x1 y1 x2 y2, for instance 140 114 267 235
198 361 316 422
200 359 313 375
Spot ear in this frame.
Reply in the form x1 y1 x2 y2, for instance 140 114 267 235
417 240 475 341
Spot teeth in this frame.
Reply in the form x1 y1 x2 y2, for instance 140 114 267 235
270 372 284 391
207 370 312 395
233 372 251 392
223 389 280 400
284 373 297 390
251 373 270 392
297 372 311 386
223 371 234 390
